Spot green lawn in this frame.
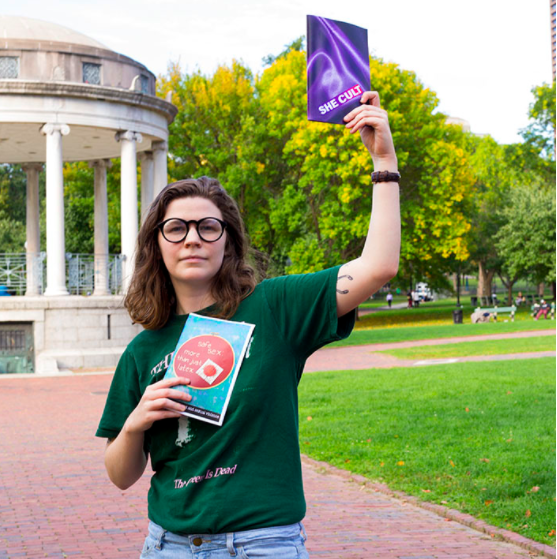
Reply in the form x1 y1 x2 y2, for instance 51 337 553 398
380 335 555 360
298 358 556 545
354 297 553 330
331 319 556 348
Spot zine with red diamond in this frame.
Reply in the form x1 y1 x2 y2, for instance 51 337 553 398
164 313 255 426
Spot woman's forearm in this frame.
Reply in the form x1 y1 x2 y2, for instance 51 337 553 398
104 423 148 490
361 176 401 279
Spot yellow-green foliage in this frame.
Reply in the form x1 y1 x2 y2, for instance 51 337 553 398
158 51 474 279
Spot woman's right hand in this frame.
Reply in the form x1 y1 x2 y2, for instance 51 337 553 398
123 376 192 434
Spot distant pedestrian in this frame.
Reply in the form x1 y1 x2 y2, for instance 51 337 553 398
412 290 420 308
386 292 393 308
407 291 413 309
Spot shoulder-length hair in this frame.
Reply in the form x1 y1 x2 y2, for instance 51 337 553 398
124 176 257 330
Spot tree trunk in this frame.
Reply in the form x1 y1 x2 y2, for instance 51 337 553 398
537 282 545 297
477 262 495 298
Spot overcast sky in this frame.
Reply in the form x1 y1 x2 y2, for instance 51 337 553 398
4 0 554 144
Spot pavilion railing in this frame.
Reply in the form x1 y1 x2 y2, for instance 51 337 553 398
66 253 125 295
0 252 45 295
0 253 124 296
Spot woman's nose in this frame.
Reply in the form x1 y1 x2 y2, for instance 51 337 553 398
183 223 202 245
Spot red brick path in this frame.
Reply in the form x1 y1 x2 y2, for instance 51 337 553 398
304 330 556 372
1 374 553 558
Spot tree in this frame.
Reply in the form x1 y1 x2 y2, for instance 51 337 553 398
0 165 27 253
495 181 556 302
521 82 556 161
158 48 475 281
464 135 515 298
157 60 281 266
257 51 473 282
62 160 124 254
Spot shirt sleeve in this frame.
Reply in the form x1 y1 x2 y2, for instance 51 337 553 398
95 347 142 440
262 265 355 360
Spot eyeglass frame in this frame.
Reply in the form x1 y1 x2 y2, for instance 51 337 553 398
156 217 228 243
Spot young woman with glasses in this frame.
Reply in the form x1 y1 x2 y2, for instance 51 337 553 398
96 91 400 558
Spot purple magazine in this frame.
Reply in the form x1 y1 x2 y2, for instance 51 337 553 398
307 15 370 125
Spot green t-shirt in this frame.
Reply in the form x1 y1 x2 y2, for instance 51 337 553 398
96 266 355 534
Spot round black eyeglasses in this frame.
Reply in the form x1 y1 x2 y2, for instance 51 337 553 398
157 217 228 243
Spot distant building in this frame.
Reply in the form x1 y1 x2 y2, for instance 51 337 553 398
551 0 556 80
445 117 471 133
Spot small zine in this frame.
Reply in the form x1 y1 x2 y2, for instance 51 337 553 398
164 313 255 426
307 15 371 125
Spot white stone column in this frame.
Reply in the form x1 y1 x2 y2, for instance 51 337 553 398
138 151 154 225
89 159 112 295
22 163 43 296
41 123 70 296
115 130 142 292
152 140 168 197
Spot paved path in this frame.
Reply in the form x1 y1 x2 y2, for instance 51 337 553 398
1 331 555 557
304 330 556 372
1 371 555 558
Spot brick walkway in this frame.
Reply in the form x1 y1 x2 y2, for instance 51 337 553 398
304 330 556 372
1 371 554 558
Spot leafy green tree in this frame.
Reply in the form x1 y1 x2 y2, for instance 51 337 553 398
495 181 556 302
62 160 124 254
521 81 556 161
0 165 27 253
158 60 286 267
464 135 515 298
258 51 473 283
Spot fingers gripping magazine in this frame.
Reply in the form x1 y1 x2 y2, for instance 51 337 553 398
164 313 255 426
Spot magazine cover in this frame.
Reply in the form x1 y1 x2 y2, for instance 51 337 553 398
164 313 255 426
307 15 371 124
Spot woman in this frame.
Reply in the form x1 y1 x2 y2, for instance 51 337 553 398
96 91 400 558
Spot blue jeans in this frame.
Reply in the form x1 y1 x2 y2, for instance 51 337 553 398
140 520 310 558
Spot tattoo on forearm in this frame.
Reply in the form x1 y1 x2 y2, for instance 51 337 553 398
336 274 354 295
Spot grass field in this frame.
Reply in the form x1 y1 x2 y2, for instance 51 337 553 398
298 358 556 546
355 298 553 330
380 336 555 360
331 319 556 347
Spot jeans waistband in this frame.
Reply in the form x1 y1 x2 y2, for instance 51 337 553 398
148 520 306 550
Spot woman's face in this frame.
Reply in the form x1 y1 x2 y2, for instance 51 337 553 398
158 196 227 291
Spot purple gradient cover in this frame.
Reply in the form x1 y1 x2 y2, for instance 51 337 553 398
307 15 370 125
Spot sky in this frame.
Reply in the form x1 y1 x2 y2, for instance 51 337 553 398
3 0 554 145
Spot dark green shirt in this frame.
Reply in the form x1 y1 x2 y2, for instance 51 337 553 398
96 266 355 534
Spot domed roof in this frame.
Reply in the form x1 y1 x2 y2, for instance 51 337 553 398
0 16 108 50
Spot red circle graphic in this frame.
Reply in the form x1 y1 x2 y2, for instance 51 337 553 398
173 335 235 389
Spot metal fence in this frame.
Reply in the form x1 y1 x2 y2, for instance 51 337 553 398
0 253 45 295
0 253 124 296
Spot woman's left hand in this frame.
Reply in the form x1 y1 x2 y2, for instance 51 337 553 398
343 91 397 168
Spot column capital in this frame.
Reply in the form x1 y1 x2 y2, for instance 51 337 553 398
137 150 154 162
151 140 168 152
22 163 44 173
41 123 70 136
115 130 143 143
88 159 113 169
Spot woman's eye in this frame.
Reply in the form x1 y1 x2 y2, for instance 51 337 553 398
166 223 186 234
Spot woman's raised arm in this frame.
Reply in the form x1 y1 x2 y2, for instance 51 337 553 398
336 91 401 317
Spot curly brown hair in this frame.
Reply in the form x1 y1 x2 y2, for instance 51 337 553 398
124 177 257 330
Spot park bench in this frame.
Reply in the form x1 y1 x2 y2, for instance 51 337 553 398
474 305 517 322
